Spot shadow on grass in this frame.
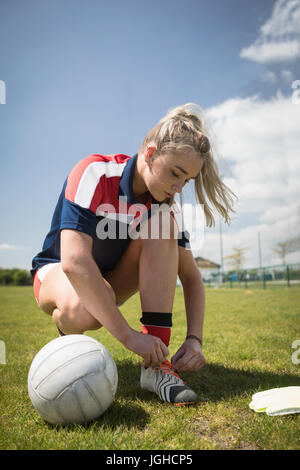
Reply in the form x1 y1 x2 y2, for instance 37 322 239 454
115 360 300 405
43 360 300 431
44 400 150 432
183 362 300 403
45 401 150 432
43 361 150 432
114 359 162 405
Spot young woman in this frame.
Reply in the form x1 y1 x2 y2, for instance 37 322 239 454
31 103 235 405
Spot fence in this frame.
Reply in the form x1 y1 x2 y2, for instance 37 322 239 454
203 263 300 289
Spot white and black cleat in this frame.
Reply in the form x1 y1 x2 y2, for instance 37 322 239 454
140 360 198 405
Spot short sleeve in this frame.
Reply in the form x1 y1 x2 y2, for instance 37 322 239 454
60 197 98 238
58 155 108 238
178 229 191 249
169 200 191 249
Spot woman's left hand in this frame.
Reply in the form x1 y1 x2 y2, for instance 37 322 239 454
171 338 206 373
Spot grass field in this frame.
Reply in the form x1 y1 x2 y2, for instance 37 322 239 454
0 285 299 450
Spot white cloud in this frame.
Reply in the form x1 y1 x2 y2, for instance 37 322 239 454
0 244 24 251
206 94 300 214
181 92 300 268
261 0 300 37
197 216 300 269
241 40 300 63
260 201 300 223
281 69 294 81
240 0 300 64
263 70 278 84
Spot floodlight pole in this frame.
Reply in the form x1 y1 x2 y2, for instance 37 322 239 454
219 174 225 285
179 191 185 234
219 215 224 283
258 231 262 269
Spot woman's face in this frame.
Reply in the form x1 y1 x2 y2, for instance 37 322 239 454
144 149 203 202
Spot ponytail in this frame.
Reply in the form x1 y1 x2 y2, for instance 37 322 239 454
138 102 237 226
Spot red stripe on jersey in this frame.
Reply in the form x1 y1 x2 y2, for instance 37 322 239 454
97 176 121 210
65 154 131 206
90 174 106 214
65 155 100 203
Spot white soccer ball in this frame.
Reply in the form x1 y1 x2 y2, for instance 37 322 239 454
27 334 118 425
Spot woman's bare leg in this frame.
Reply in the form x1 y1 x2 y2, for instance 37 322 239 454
37 211 178 334
38 264 116 334
104 210 179 312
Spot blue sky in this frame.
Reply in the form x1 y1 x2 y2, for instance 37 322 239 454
0 0 299 270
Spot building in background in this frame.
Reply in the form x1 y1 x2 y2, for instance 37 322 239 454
194 256 221 284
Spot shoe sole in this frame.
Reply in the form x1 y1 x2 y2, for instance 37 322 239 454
173 401 197 406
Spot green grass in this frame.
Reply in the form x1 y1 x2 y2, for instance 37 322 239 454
0 285 299 450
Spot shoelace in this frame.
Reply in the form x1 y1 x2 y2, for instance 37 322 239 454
156 360 186 383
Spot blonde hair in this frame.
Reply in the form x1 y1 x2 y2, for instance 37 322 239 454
138 102 237 227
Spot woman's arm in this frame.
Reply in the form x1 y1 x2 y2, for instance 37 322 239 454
61 229 132 344
178 247 205 342
170 246 206 372
60 229 169 366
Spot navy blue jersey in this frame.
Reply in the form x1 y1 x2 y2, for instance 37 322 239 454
31 153 190 278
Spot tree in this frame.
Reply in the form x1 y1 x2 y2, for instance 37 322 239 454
0 268 32 285
272 241 290 265
13 270 32 286
272 237 300 265
287 236 300 254
224 246 249 271
0 270 14 285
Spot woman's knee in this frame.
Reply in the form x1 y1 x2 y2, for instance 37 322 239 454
54 299 102 332
54 277 117 332
139 209 179 241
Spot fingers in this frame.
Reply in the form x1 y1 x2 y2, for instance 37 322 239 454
150 340 169 366
161 341 169 358
183 355 202 372
173 351 204 373
142 352 151 368
172 353 192 372
144 337 169 368
150 349 160 367
155 344 166 364
171 348 184 366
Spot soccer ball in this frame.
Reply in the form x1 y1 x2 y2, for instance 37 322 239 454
27 334 118 425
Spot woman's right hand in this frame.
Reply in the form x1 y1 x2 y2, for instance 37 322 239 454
124 328 169 367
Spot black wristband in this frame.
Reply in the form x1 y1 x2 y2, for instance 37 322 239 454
186 334 202 346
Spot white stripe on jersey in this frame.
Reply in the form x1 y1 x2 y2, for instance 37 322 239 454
96 210 134 224
74 161 127 208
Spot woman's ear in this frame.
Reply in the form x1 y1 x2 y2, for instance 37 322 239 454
146 145 157 164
